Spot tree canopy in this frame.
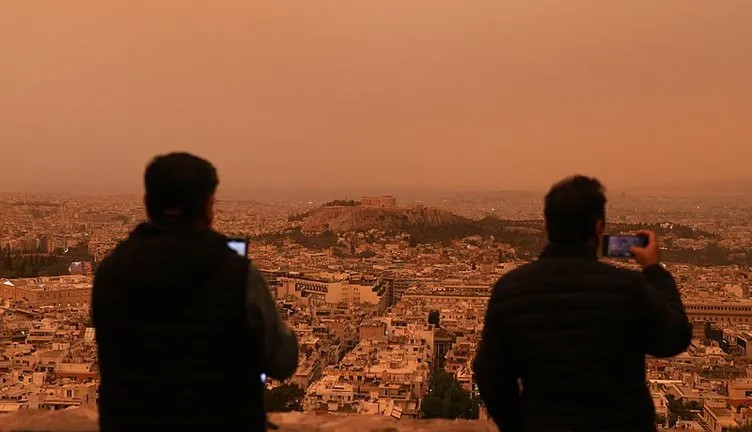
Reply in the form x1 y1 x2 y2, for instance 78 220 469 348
421 370 479 420
665 394 701 427
265 384 305 412
323 199 361 207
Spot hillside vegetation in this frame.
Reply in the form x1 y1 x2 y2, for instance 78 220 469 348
260 204 748 266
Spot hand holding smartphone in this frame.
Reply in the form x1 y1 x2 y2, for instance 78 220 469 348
602 234 649 258
602 230 662 269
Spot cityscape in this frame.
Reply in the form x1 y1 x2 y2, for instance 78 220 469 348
2 1 751 430
1 190 752 431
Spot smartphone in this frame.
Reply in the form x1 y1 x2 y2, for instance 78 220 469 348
227 237 248 257
602 234 648 258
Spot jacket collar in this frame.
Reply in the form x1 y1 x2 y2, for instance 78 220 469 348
540 242 598 260
131 222 227 244
134 221 209 234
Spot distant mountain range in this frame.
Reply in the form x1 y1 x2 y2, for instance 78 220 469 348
622 178 752 197
5 177 750 200
227 178 752 202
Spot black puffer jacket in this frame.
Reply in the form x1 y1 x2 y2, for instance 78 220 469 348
473 243 691 432
93 223 265 432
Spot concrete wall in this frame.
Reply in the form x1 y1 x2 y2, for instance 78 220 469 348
0 406 500 432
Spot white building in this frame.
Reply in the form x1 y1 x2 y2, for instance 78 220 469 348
277 275 389 312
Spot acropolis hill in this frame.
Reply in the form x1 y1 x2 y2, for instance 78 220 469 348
301 205 464 233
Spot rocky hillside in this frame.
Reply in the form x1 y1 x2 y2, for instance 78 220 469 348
271 204 741 266
300 206 466 233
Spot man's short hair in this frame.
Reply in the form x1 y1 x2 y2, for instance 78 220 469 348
544 175 606 243
144 153 218 224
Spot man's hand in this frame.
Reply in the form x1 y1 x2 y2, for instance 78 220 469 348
630 230 661 269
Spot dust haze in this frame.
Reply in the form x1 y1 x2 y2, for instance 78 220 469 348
1 1 751 197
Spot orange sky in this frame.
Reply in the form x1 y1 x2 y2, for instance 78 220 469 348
1 1 750 195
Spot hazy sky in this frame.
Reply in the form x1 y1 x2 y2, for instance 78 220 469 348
1 1 751 196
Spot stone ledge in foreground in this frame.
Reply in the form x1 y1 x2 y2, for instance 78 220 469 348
0 405 500 432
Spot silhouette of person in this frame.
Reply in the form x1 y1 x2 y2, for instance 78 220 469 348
93 153 298 431
474 175 690 432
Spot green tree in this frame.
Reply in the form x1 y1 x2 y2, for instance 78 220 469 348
265 384 305 412
22 258 32 278
666 394 697 426
356 249 376 259
421 370 479 420
428 310 440 327
2 249 11 270
323 199 360 207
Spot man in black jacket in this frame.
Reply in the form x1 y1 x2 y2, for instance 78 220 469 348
473 176 691 432
93 153 298 431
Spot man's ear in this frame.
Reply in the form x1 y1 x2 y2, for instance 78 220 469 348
204 193 216 225
595 219 605 240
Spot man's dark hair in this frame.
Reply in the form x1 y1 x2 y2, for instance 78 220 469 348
544 175 606 243
144 152 218 224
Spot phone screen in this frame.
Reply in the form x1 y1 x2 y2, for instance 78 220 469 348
227 239 248 257
603 235 647 258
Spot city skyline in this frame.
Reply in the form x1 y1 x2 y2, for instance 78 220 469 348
1 190 751 428
3 1 752 430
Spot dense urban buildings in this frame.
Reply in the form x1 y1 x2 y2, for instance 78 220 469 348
1 191 752 430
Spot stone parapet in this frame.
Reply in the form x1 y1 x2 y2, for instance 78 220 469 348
0 406 500 432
